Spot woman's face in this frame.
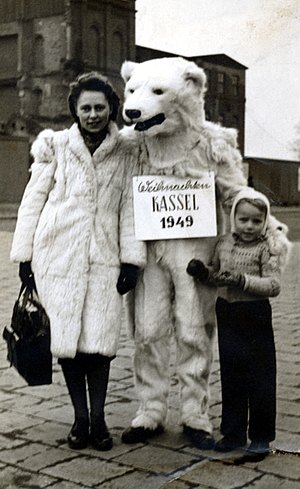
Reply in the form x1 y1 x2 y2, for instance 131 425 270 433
76 90 110 133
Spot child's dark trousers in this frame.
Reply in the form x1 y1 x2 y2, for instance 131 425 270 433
216 297 276 444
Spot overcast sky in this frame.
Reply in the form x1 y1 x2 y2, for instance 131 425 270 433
135 0 300 161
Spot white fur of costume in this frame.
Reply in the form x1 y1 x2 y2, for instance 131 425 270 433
120 57 248 433
11 122 146 359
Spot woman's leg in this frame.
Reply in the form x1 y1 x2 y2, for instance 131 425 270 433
59 354 89 448
86 354 113 450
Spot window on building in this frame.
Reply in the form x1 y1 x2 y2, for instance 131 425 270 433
218 114 224 124
33 35 44 71
233 115 239 128
0 35 18 76
217 72 225 94
205 69 211 90
111 31 124 70
88 25 100 67
232 75 239 96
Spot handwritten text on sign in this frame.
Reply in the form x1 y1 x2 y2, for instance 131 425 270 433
132 174 217 240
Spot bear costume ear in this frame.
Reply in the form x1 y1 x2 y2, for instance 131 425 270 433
121 61 138 83
183 63 206 91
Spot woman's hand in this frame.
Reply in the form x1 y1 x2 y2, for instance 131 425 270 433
117 264 140 295
19 261 36 290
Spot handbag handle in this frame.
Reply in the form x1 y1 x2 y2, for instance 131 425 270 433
18 282 38 312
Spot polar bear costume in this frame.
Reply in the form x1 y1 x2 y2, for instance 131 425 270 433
120 57 249 447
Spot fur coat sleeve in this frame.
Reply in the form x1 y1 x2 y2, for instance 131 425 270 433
118 138 147 268
10 129 57 262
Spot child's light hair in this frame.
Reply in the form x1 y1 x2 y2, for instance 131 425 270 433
235 197 268 217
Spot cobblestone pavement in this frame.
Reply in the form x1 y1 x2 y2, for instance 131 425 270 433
0 228 299 488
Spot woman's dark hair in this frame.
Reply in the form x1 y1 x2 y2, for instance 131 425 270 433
68 72 120 123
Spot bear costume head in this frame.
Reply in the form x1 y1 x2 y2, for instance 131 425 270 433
121 57 206 136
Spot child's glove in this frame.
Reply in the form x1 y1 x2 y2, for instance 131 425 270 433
186 259 209 282
212 270 245 289
117 263 139 295
19 261 36 290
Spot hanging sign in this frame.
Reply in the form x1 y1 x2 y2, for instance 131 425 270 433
132 173 217 240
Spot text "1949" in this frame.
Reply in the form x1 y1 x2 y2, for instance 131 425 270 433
160 216 194 229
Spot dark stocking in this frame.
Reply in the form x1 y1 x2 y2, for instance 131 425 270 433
87 357 111 434
60 357 89 424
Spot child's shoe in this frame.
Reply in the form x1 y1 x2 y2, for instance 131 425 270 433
215 436 246 452
247 441 271 454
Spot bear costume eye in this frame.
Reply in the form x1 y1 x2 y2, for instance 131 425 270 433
153 88 164 95
129 88 135 94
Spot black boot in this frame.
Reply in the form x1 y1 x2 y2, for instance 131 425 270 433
87 355 113 451
68 418 89 449
59 355 90 449
90 418 113 451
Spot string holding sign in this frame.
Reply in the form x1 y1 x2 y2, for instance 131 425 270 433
132 174 217 241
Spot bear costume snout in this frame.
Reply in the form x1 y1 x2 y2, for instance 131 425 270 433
124 109 166 132
135 113 166 132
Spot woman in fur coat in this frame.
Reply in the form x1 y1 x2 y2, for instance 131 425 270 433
10 72 145 451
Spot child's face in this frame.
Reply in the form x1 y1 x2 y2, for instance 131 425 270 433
234 201 266 242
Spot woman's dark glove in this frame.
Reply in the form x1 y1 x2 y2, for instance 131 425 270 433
117 263 140 295
186 259 209 282
19 261 36 290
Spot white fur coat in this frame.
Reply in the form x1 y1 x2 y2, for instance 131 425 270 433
10 122 146 358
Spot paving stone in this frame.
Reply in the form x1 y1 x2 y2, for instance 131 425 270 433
277 386 300 402
0 441 50 465
0 433 25 450
42 456 130 486
115 445 202 475
243 474 300 489
1 393 61 415
98 471 169 489
0 410 44 434
249 452 300 480
275 430 300 453
277 400 300 417
0 465 56 488
31 403 73 424
50 482 92 489
20 446 80 472
160 480 197 489
21 420 71 446
180 459 258 488
276 414 300 433
0 231 299 488
49 481 91 489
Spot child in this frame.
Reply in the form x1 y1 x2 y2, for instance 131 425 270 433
187 187 288 454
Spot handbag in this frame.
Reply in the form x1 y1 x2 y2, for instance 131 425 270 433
2 283 52 386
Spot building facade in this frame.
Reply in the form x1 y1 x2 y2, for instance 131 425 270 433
0 0 247 202
0 0 135 137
